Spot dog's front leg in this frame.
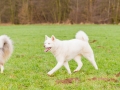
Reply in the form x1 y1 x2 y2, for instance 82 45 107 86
0 65 4 73
47 62 63 75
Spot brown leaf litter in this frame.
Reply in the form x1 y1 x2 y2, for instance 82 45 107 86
56 78 80 84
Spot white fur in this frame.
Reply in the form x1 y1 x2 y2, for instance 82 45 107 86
0 35 13 73
44 30 98 75
75 31 89 41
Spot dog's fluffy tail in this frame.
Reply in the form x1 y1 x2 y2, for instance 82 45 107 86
75 31 89 42
0 35 13 63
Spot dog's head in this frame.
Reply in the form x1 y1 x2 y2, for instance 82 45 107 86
44 35 56 52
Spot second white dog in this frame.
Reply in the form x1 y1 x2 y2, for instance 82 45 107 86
44 31 98 75
0 35 13 73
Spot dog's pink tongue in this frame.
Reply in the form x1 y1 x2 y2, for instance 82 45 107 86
44 49 47 52
44 47 51 52
44 48 48 52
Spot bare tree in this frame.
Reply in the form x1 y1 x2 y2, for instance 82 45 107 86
0 0 120 24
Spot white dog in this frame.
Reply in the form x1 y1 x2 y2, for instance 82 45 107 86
0 35 13 73
44 31 98 75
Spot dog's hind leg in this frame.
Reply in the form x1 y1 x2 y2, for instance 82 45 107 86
63 62 71 74
83 53 98 70
73 55 83 72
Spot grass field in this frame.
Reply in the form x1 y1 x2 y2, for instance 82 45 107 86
0 24 120 90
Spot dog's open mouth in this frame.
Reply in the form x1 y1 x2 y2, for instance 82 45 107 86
44 47 51 52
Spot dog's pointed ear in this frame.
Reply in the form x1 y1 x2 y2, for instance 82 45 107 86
51 35 56 41
45 35 49 40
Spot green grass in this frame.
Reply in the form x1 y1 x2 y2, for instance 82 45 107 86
0 24 120 90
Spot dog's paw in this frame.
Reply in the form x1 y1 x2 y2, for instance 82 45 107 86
73 70 79 73
47 74 54 77
0 70 3 73
0 72 3 73
47 73 51 76
68 72 72 74
47 73 54 77
47 71 53 76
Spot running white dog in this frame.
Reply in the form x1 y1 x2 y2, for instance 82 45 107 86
0 35 13 73
44 31 98 75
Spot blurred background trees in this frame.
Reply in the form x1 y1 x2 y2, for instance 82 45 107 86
0 0 119 24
